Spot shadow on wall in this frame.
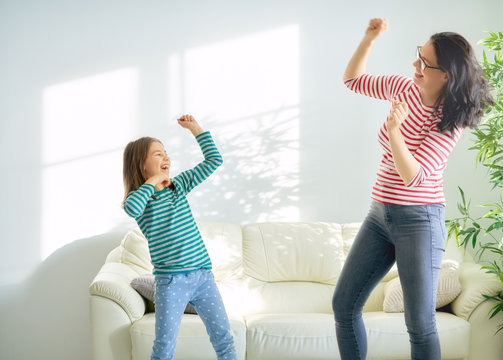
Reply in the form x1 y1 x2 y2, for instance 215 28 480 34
0 226 130 360
183 106 301 223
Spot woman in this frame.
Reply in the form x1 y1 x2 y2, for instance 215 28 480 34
332 18 493 360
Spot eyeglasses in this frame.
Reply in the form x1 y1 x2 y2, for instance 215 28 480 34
416 46 444 71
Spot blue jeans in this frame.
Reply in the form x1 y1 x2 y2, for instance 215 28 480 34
332 201 447 360
152 269 237 360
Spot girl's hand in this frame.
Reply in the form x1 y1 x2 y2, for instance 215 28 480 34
177 114 197 128
177 114 204 136
364 18 388 41
146 173 171 192
388 101 408 132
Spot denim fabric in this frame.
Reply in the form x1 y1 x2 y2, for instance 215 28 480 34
151 269 237 360
332 201 447 360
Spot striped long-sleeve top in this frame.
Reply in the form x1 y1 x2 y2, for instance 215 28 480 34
123 131 223 275
345 74 463 205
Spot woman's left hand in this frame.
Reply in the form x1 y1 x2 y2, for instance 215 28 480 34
387 101 408 132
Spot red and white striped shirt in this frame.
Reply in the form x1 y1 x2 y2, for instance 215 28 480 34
345 74 463 205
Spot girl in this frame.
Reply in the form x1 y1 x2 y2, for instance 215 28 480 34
332 19 493 360
122 115 237 360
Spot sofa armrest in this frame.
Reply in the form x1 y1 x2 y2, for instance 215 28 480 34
90 295 134 360
451 262 503 320
465 298 503 360
89 262 146 322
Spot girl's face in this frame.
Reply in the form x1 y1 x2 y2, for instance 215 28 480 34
412 41 448 101
143 141 170 180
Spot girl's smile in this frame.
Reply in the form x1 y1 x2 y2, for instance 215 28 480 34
144 141 170 179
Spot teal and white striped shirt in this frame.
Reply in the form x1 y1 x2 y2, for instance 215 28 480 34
124 131 223 275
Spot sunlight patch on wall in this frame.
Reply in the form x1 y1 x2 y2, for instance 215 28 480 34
41 68 138 259
167 25 300 223
183 25 299 118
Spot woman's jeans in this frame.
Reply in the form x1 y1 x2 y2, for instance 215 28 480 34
152 269 237 360
332 201 447 360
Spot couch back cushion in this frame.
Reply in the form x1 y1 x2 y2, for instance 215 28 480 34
240 222 386 315
106 227 153 274
243 280 335 315
242 222 346 286
198 222 243 281
107 222 243 281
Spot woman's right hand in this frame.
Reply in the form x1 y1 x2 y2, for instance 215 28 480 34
364 18 388 41
146 173 171 192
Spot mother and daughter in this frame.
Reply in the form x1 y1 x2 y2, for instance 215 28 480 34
121 18 492 360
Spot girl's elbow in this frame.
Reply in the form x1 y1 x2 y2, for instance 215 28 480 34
124 204 140 219
211 155 223 167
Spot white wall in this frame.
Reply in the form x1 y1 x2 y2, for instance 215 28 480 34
0 0 501 359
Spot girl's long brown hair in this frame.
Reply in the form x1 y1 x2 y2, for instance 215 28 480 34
122 136 161 205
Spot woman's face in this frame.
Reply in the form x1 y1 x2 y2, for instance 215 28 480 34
143 141 170 180
412 41 448 99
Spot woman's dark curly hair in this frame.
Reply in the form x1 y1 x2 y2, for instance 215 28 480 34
430 32 494 134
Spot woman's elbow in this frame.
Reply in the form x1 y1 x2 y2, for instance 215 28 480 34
342 73 358 88
343 73 353 83
404 168 424 188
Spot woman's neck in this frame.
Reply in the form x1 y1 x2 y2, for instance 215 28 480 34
420 88 442 107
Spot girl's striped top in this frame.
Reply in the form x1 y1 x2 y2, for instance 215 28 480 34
344 74 463 205
123 131 223 275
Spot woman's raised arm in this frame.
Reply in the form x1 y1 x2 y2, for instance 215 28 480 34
343 18 388 82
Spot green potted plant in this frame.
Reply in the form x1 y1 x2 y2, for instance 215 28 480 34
446 31 503 333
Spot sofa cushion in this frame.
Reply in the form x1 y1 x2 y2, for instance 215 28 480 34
364 312 469 359
130 313 246 360
383 260 462 312
341 223 361 257
242 222 344 285
243 281 335 315
245 313 337 360
130 274 156 302
244 312 469 360
197 222 243 281
112 223 243 281
106 227 153 274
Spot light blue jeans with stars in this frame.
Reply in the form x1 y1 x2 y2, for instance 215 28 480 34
151 269 237 360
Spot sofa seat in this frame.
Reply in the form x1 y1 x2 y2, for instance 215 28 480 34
245 313 337 360
130 313 247 360
244 311 469 360
363 312 469 360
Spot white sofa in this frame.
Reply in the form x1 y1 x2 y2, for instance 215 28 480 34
89 222 503 360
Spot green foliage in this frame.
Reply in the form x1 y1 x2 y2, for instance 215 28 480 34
447 31 503 334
